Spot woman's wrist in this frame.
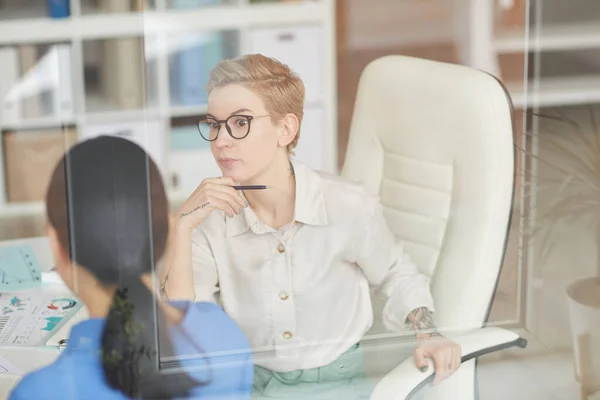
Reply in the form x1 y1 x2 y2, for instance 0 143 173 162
175 217 195 235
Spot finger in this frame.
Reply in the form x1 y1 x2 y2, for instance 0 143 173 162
414 347 429 373
452 345 461 372
432 351 448 386
205 176 236 185
194 177 236 195
204 183 247 209
205 189 246 214
202 197 234 218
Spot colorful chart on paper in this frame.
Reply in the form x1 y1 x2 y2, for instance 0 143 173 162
0 292 82 346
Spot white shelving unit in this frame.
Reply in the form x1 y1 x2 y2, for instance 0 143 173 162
456 0 600 110
0 0 338 219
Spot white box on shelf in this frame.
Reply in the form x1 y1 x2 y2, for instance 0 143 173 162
0 47 21 126
292 105 325 171
102 37 145 110
247 25 323 103
18 45 43 120
52 44 75 121
168 150 221 195
80 119 166 175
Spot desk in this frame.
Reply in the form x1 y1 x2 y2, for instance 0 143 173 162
0 236 65 376
0 347 59 373
0 236 53 273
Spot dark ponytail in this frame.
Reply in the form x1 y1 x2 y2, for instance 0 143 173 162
102 276 200 399
45 136 206 399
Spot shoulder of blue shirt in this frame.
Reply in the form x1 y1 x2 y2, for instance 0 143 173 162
9 301 253 400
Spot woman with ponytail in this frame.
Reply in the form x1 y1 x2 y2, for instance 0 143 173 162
9 136 253 400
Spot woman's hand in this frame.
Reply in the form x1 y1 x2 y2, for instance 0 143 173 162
176 177 247 231
414 333 461 386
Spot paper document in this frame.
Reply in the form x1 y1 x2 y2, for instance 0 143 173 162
0 375 20 400
0 354 22 400
0 355 21 376
46 305 89 348
0 246 42 292
0 291 82 346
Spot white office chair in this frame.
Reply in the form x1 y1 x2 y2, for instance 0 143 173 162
342 55 526 399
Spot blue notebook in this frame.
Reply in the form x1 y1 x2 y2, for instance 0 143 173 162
172 0 220 9
171 125 211 151
0 246 42 291
47 0 70 18
171 0 223 106
172 33 223 106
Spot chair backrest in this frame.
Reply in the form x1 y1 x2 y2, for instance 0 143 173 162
342 55 514 332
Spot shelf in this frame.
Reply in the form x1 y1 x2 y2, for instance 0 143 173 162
0 187 191 219
507 75 600 108
495 21 600 53
170 104 208 118
1 116 77 131
82 93 161 124
0 202 46 219
0 2 326 45
82 109 164 124
79 0 156 15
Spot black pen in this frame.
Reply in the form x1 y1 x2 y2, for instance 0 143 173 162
232 185 272 190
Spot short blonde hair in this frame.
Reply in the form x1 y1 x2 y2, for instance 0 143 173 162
206 54 305 153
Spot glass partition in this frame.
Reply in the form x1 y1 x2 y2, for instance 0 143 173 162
2 0 590 398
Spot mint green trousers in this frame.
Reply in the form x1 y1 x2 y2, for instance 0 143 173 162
251 344 374 400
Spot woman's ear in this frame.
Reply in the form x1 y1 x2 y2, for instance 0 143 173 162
47 226 75 291
278 113 299 148
48 226 69 267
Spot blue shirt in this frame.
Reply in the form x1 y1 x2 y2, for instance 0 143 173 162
9 302 253 399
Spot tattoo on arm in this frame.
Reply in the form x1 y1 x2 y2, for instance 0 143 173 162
406 307 442 338
179 202 210 218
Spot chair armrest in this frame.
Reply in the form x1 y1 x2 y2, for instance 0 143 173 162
369 327 528 400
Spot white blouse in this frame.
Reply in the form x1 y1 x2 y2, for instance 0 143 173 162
191 160 435 372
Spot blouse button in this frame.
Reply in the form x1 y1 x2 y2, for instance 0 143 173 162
283 331 293 340
279 291 289 301
277 244 286 253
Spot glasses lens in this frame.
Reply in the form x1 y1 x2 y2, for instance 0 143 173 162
227 116 251 139
198 119 218 141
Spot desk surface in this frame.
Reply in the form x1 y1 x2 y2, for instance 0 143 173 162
0 237 68 376
0 236 53 273
0 347 60 374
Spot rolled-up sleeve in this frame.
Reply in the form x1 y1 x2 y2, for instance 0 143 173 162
352 195 435 332
191 229 220 303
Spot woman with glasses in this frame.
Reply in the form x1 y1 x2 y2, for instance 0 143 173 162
161 54 461 399
9 137 253 400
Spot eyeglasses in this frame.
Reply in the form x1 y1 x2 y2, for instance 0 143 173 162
198 114 270 141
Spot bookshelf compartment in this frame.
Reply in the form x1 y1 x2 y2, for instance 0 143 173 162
0 0 68 21
247 24 323 103
0 43 74 126
168 116 218 194
166 0 234 9
82 36 158 113
292 105 324 171
80 0 154 15
167 30 239 108
1 127 77 203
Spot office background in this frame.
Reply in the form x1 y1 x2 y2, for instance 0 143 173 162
1 1 600 398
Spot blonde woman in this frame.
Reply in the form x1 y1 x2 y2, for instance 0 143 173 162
162 54 461 399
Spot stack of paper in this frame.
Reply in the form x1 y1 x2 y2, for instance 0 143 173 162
0 355 22 400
